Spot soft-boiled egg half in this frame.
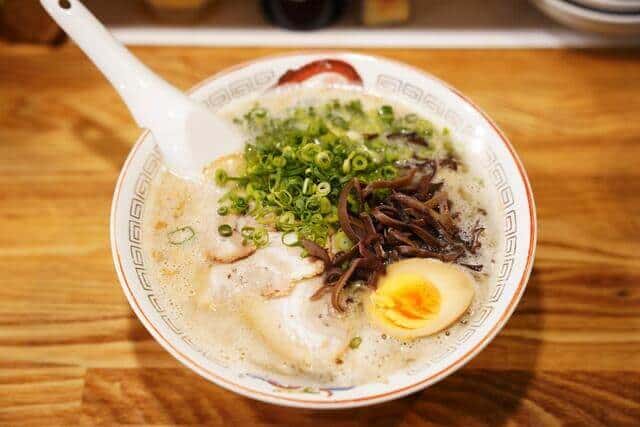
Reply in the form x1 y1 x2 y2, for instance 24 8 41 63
364 258 475 340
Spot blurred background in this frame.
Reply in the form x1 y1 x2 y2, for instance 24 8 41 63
2 0 639 47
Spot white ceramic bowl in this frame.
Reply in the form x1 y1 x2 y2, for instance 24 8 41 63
111 52 537 409
572 0 640 14
532 0 640 35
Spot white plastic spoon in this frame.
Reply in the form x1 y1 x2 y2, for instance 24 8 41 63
40 0 243 180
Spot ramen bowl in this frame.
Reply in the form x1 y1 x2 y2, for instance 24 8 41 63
110 52 536 409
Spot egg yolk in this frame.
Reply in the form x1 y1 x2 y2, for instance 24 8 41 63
370 273 441 330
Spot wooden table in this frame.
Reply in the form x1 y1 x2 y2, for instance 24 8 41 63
1 44 639 426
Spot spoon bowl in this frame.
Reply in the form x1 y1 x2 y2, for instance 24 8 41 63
40 0 243 180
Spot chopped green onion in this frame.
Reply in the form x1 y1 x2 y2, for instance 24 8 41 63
346 100 363 115
252 227 269 247
352 154 368 171
241 226 255 239
332 230 353 252
281 231 299 246
381 165 397 180
378 105 394 123
268 174 281 191
217 206 229 216
316 181 331 196
286 178 303 196
331 116 348 129
251 190 266 202
234 197 248 212
168 226 195 245
220 99 448 247
299 143 320 163
326 211 339 224
305 197 320 212
272 156 287 168
309 213 324 224
443 137 454 154
342 157 351 174
251 107 267 118
274 190 293 206
278 212 296 225
217 224 233 237
214 169 228 186
282 146 294 158
315 151 332 169
302 177 312 195
319 197 332 214
404 113 418 123
349 337 362 349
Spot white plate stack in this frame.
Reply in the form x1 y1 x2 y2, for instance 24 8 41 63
532 0 640 34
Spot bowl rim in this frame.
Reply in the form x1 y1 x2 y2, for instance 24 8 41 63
536 0 640 22
570 0 640 14
110 51 537 409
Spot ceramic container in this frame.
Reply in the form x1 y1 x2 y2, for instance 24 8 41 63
532 0 640 35
111 52 537 409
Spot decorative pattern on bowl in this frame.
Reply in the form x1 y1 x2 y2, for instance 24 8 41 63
111 53 536 409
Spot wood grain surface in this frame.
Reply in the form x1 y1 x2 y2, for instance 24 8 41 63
1 44 639 426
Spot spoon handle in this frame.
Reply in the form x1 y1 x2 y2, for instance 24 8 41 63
40 0 187 129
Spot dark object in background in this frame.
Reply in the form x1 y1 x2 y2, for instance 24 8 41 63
0 0 64 43
262 0 345 31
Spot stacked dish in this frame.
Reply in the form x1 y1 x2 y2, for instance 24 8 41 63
532 0 640 34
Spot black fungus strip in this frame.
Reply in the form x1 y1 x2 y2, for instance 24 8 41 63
304 160 485 310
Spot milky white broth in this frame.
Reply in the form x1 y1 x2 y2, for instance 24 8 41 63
142 86 502 387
